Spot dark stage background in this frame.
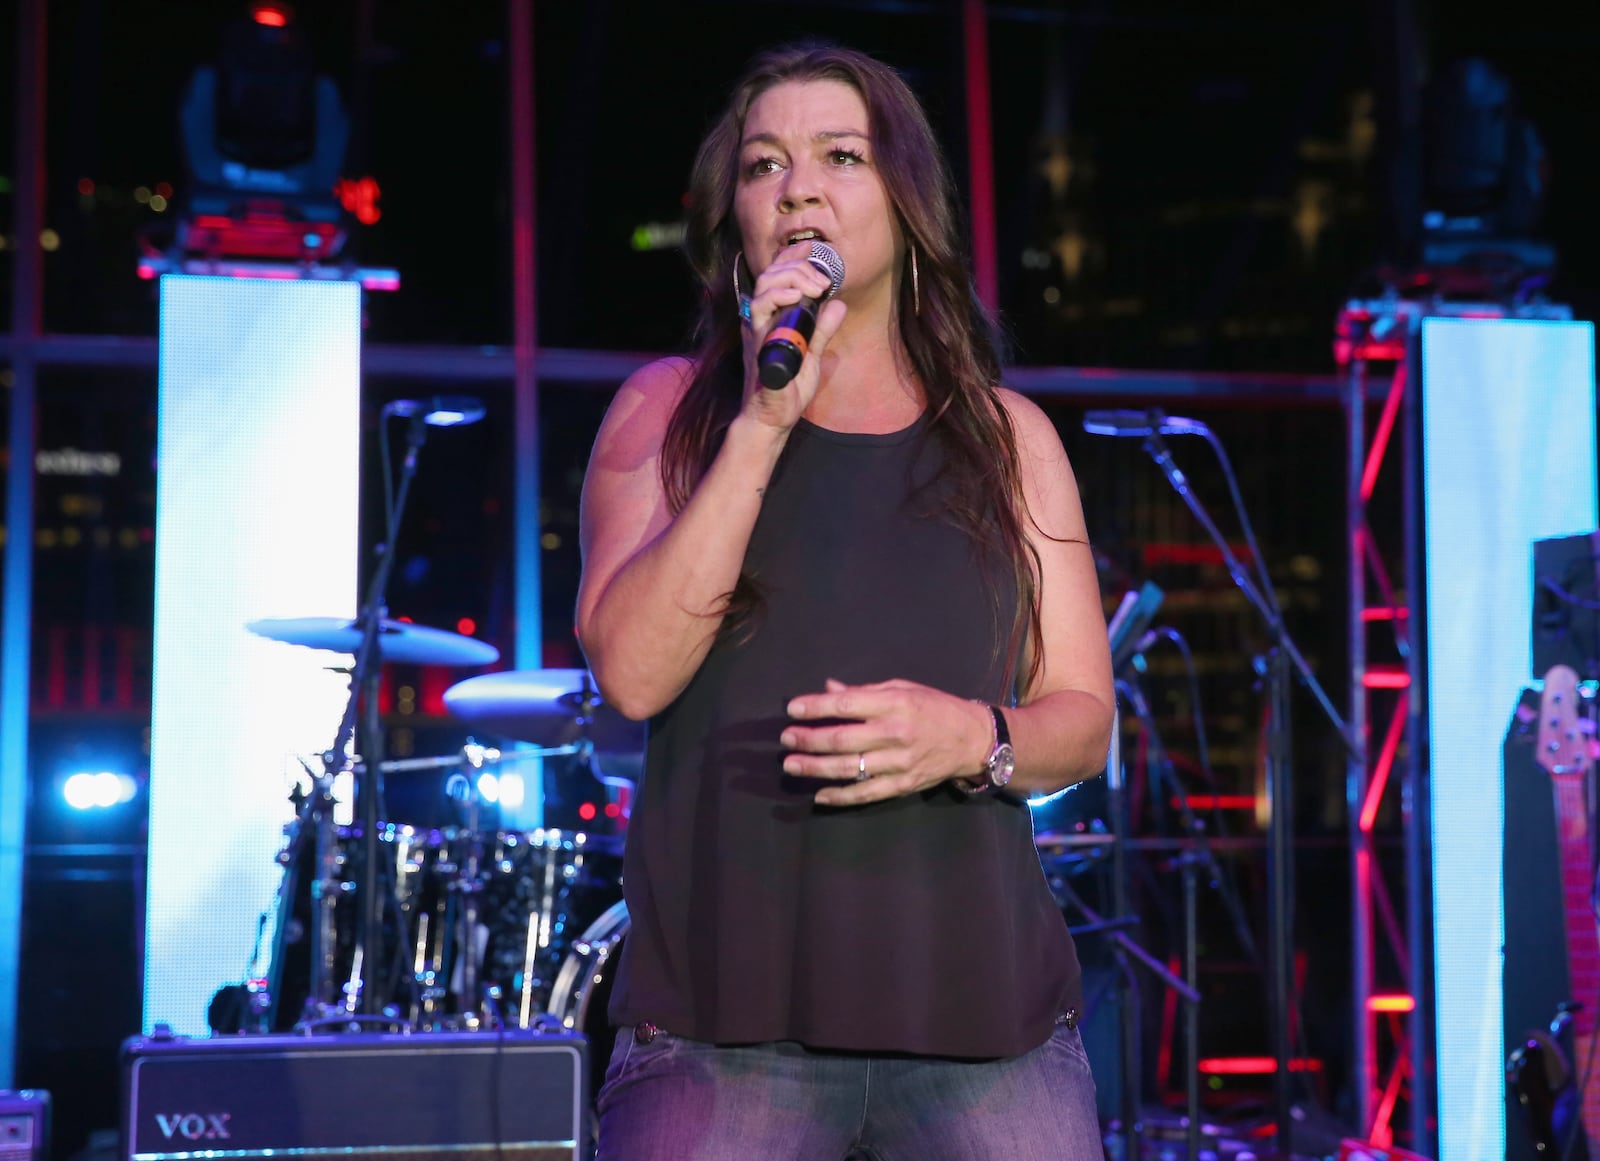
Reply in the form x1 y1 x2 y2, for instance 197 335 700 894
3 1 1597 1156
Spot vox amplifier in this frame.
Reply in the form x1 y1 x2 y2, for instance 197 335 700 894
121 1028 585 1160
0 1090 49 1161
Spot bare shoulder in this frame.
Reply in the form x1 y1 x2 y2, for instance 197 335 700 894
623 354 696 400
994 385 1071 469
591 356 697 461
612 355 697 419
992 385 1085 537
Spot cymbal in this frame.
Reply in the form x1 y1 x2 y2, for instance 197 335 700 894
247 616 500 667
442 669 644 756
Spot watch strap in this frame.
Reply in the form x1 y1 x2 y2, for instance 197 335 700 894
989 702 1011 750
956 703 1010 795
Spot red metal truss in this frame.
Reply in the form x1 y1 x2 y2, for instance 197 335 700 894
1339 301 1419 1145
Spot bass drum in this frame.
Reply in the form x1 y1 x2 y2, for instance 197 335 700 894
547 900 630 1117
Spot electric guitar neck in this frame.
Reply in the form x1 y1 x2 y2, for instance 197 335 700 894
1535 664 1600 1154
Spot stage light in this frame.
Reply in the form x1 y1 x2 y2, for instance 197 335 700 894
63 771 137 811
174 5 350 263
1420 57 1553 286
250 2 290 27
334 176 382 226
476 773 500 804
497 774 525 809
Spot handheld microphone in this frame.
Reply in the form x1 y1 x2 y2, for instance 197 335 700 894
1082 409 1207 437
384 396 488 427
758 241 846 389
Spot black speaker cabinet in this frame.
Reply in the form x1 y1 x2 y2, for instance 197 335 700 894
0 1090 49 1161
1533 531 1600 678
121 1029 585 1160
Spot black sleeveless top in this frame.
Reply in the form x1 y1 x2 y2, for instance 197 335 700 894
608 413 1082 1058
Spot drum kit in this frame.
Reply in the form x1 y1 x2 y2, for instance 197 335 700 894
243 614 640 1043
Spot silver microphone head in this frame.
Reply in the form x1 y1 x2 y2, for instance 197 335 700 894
807 241 846 299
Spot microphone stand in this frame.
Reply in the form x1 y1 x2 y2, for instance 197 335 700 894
1138 429 1359 1155
314 409 434 1024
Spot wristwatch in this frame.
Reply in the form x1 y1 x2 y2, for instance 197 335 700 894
958 704 1014 795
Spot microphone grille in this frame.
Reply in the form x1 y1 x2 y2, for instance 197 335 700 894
807 241 846 297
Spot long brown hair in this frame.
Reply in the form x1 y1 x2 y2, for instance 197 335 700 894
662 41 1046 694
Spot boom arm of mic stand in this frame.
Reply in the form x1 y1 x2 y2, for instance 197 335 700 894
1140 432 1359 757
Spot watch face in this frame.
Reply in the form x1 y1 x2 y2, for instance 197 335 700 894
990 743 1016 787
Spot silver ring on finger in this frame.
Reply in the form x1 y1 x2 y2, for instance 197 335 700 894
855 752 870 781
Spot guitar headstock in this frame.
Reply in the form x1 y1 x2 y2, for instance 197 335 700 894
1537 664 1594 777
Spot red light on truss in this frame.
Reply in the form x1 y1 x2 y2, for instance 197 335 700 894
1367 994 1416 1013
251 4 291 27
1362 665 1411 689
1172 795 1258 810
335 176 382 226
1360 607 1409 621
1198 1056 1324 1075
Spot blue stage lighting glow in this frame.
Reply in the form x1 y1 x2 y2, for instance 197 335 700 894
1422 317 1595 1160
62 771 138 810
497 772 525 809
146 276 360 1036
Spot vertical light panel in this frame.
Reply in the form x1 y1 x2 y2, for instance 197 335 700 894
1423 317 1596 1161
148 276 360 1034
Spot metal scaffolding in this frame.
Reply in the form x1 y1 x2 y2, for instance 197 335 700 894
1338 294 1575 1155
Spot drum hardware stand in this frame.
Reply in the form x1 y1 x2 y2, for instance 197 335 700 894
445 745 491 1030
1134 416 1359 1155
1119 665 1262 1160
1095 683 1200 1161
254 406 450 1027
1053 877 1199 1161
259 756 341 1030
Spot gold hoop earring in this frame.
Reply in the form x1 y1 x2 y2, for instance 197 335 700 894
733 251 752 323
910 248 921 317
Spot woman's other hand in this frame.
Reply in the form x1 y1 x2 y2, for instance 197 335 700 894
780 678 992 806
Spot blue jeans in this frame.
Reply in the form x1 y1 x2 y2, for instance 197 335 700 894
594 1015 1103 1161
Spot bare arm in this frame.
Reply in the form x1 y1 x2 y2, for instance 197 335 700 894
576 243 847 721
992 387 1116 793
575 359 787 720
